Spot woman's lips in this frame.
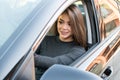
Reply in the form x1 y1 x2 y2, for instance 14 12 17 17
60 31 68 35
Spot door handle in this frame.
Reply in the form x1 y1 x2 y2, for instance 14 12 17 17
101 66 113 80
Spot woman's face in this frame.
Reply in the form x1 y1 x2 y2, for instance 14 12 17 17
57 13 73 42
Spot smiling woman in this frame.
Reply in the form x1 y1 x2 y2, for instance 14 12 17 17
34 4 86 80
57 13 73 42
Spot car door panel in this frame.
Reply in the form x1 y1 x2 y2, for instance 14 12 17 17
104 47 120 80
4 51 35 80
73 24 120 76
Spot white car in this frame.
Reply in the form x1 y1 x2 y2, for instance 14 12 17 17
0 0 120 80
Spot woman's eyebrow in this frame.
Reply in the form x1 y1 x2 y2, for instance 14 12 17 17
59 18 70 23
59 18 64 21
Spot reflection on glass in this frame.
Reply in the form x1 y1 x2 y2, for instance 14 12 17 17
0 0 40 48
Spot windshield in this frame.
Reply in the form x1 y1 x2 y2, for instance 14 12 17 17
0 0 42 48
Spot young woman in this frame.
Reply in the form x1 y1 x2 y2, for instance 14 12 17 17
35 4 86 79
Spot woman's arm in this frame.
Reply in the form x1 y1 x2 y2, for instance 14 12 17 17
35 54 57 69
35 46 85 69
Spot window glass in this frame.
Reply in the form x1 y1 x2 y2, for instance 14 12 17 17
100 4 113 18
0 0 43 48
74 1 85 15
100 3 117 37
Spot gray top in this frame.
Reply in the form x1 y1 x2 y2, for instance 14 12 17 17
35 36 85 69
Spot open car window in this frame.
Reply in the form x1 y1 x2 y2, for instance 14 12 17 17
47 0 92 47
35 0 93 79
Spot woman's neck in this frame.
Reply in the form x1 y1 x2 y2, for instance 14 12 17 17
59 36 73 42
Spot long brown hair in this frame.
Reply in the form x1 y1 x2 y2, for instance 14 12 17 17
62 4 86 48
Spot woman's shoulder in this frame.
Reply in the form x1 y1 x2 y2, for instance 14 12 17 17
41 36 56 43
41 36 58 45
71 46 86 53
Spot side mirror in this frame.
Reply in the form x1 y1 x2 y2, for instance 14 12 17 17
40 64 103 80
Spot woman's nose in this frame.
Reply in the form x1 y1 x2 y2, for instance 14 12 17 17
62 24 69 29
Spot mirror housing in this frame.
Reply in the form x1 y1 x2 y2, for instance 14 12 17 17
40 64 103 80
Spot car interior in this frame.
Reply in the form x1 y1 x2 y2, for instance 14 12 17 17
34 1 94 79
35 0 95 74
46 1 93 50
4 1 94 80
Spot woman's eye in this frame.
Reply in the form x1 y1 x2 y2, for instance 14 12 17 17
59 21 63 24
68 23 71 26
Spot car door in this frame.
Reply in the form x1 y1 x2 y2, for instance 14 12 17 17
1 0 119 80
0 0 69 80
71 0 120 80
97 0 120 80
32 0 119 79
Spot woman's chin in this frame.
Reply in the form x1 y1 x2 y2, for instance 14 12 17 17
60 35 73 41
60 35 68 39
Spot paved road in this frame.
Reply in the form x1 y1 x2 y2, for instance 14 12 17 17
105 47 120 80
